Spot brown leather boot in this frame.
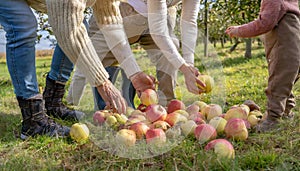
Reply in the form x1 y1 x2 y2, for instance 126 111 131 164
18 95 70 140
43 75 85 121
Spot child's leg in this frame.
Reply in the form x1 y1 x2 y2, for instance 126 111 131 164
258 13 300 132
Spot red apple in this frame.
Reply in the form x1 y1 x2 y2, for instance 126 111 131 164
145 104 167 123
186 104 200 115
137 103 147 112
194 124 217 144
167 99 186 114
165 112 188 126
140 89 158 106
205 139 235 159
192 101 208 111
173 109 189 118
115 129 136 147
129 122 150 140
146 128 167 145
93 110 107 126
201 104 223 121
225 118 248 141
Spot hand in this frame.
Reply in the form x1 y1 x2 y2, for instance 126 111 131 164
225 26 239 38
179 63 205 94
130 72 156 96
96 80 127 114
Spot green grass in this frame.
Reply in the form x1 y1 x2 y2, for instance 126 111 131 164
1 43 300 170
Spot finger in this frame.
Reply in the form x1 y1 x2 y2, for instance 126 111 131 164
196 77 206 89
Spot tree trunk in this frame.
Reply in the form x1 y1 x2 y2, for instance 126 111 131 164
244 38 252 58
221 37 224 48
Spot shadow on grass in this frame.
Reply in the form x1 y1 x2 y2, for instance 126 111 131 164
0 112 21 143
222 52 265 68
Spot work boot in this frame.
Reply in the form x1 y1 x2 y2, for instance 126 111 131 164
43 75 85 121
18 95 70 140
255 116 280 133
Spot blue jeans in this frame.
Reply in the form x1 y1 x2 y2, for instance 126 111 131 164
0 0 75 99
93 66 136 110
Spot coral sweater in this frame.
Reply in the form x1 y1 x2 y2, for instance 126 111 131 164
236 0 300 38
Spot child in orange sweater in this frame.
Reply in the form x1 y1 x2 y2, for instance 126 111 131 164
226 0 300 132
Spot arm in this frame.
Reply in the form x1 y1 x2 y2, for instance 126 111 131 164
181 0 200 65
227 0 282 38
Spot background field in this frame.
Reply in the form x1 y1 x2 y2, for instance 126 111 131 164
0 42 300 171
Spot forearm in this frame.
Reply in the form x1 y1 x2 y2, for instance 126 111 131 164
147 0 186 70
46 0 109 86
181 0 200 65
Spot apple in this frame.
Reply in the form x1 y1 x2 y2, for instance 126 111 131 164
146 128 167 145
188 112 205 121
197 75 214 93
167 99 186 114
225 118 248 141
209 116 227 134
125 107 135 117
180 120 197 136
70 123 89 143
137 103 147 112
194 124 217 144
205 139 235 159
193 117 206 125
113 113 128 124
126 114 147 126
173 109 189 118
192 101 208 111
151 120 171 131
249 110 263 118
140 89 158 106
239 104 250 115
165 125 182 139
145 104 167 123
247 115 260 127
243 100 260 111
105 115 118 127
224 106 248 121
115 129 136 147
165 112 188 126
93 110 107 126
129 122 150 140
186 104 200 115
201 104 223 121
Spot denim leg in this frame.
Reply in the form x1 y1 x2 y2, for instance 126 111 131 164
0 0 39 99
48 19 89 82
121 69 136 109
93 66 120 110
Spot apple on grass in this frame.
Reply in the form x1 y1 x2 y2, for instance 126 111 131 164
165 112 188 126
140 89 158 106
201 104 223 121
180 120 197 136
145 104 167 123
115 129 136 147
205 139 235 159
186 104 200 115
194 124 217 144
167 99 186 114
192 101 208 111
146 128 167 145
224 106 249 121
70 123 89 143
224 118 248 141
209 116 227 134
150 120 171 131
129 122 150 140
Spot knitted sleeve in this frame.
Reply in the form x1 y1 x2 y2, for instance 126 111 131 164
180 0 200 65
46 0 109 87
236 0 282 38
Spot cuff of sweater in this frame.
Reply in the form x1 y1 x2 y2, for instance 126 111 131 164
120 55 141 78
183 54 194 66
170 54 187 70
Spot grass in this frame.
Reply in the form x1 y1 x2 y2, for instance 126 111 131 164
0 42 300 170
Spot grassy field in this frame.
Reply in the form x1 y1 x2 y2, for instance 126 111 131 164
0 42 300 170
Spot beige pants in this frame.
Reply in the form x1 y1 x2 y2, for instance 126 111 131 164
264 13 300 119
88 3 179 106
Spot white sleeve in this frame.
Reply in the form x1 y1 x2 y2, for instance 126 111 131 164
180 0 200 65
147 0 186 70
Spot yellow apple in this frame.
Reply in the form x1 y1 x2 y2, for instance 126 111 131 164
70 123 89 143
197 75 214 93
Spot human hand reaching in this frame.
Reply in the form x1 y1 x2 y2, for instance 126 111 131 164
225 26 239 38
130 72 156 96
179 63 205 94
96 80 127 114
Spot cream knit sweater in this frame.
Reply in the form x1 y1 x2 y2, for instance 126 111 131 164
27 0 135 87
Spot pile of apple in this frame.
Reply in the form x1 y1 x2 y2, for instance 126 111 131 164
91 87 263 159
